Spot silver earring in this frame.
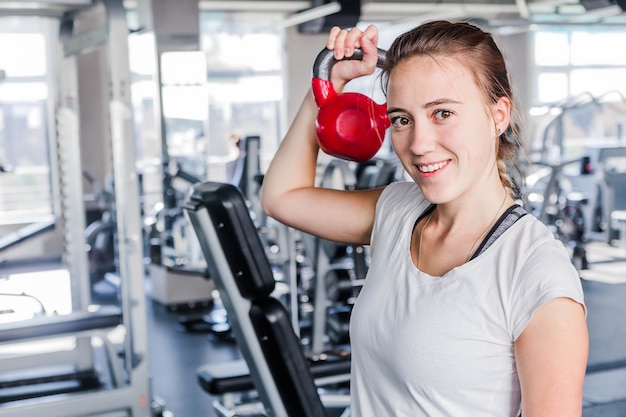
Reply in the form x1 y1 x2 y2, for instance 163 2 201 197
497 128 502 135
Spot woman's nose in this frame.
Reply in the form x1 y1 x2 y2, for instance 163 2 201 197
409 123 437 155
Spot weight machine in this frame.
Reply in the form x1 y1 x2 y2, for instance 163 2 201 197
524 90 626 256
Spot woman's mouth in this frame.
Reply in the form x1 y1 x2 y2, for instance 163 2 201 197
417 160 448 173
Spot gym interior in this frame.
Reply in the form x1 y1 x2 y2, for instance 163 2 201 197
0 0 625 416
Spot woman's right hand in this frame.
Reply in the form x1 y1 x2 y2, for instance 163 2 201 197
260 24 384 246
325 25 380 91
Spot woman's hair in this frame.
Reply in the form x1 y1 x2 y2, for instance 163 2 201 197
380 20 523 197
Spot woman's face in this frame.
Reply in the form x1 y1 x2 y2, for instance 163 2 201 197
386 55 508 205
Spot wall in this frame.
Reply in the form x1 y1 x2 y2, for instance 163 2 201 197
285 26 328 124
77 47 114 196
498 31 534 135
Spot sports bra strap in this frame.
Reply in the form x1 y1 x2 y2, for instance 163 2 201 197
469 204 528 261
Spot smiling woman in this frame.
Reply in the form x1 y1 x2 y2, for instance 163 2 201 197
260 20 588 417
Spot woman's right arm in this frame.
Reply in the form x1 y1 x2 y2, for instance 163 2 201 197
260 26 384 245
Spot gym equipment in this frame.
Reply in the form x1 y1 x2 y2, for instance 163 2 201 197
184 181 351 417
603 168 626 246
149 264 214 310
0 220 55 254
309 159 357 352
325 267 359 304
83 173 117 295
154 137 265 335
522 157 590 270
527 90 626 248
311 158 398 351
0 306 131 414
0 2 155 416
322 244 367 346
144 161 216 312
312 47 389 163
354 156 401 190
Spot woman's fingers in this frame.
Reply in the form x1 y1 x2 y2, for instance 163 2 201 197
326 26 342 50
329 27 359 60
358 30 379 73
324 25 380 85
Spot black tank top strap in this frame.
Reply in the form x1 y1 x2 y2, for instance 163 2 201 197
413 204 436 229
469 204 528 262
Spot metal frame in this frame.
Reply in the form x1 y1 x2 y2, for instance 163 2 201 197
0 1 152 416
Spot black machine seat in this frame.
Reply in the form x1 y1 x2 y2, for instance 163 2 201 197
197 355 351 396
187 180 274 299
249 297 329 417
184 181 335 417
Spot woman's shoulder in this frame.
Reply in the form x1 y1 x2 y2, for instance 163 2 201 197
379 181 424 202
370 182 426 230
371 181 428 249
501 211 579 274
376 181 427 214
514 210 564 245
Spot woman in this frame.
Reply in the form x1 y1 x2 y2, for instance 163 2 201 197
261 21 587 416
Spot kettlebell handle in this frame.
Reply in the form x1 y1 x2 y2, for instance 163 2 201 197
312 47 387 81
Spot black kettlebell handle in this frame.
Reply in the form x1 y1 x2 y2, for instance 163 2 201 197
312 47 387 81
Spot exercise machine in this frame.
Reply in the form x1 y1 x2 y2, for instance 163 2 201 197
184 181 351 417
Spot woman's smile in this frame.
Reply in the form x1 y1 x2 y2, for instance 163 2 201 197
417 160 449 174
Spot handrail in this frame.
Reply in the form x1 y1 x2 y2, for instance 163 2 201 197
0 220 55 253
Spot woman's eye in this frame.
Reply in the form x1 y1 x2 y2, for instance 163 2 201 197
390 116 410 127
434 109 452 120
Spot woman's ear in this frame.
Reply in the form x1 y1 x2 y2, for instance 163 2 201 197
493 96 511 133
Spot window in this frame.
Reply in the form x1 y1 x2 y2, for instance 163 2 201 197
131 12 286 183
530 26 626 159
0 19 53 225
534 26 626 104
199 12 285 175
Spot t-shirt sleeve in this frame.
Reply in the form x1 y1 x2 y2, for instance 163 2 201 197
370 182 428 255
509 238 586 341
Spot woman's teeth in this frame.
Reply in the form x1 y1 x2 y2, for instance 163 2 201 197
418 161 447 173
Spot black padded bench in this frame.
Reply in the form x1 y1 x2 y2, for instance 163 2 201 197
184 181 351 417
197 355 351 396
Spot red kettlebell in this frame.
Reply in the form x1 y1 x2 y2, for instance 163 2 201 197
312 47 389 163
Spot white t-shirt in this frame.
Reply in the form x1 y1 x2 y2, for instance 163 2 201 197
349 181 585 417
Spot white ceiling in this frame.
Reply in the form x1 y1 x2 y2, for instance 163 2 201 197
0 0 623 26
197 0 626 26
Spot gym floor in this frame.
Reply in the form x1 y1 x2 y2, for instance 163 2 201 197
2 239 626 417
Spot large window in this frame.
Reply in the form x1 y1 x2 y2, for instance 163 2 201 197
534 26 626 103
530 26 626 160
199 12 285 175
0 18 54 225
129 11 286 187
